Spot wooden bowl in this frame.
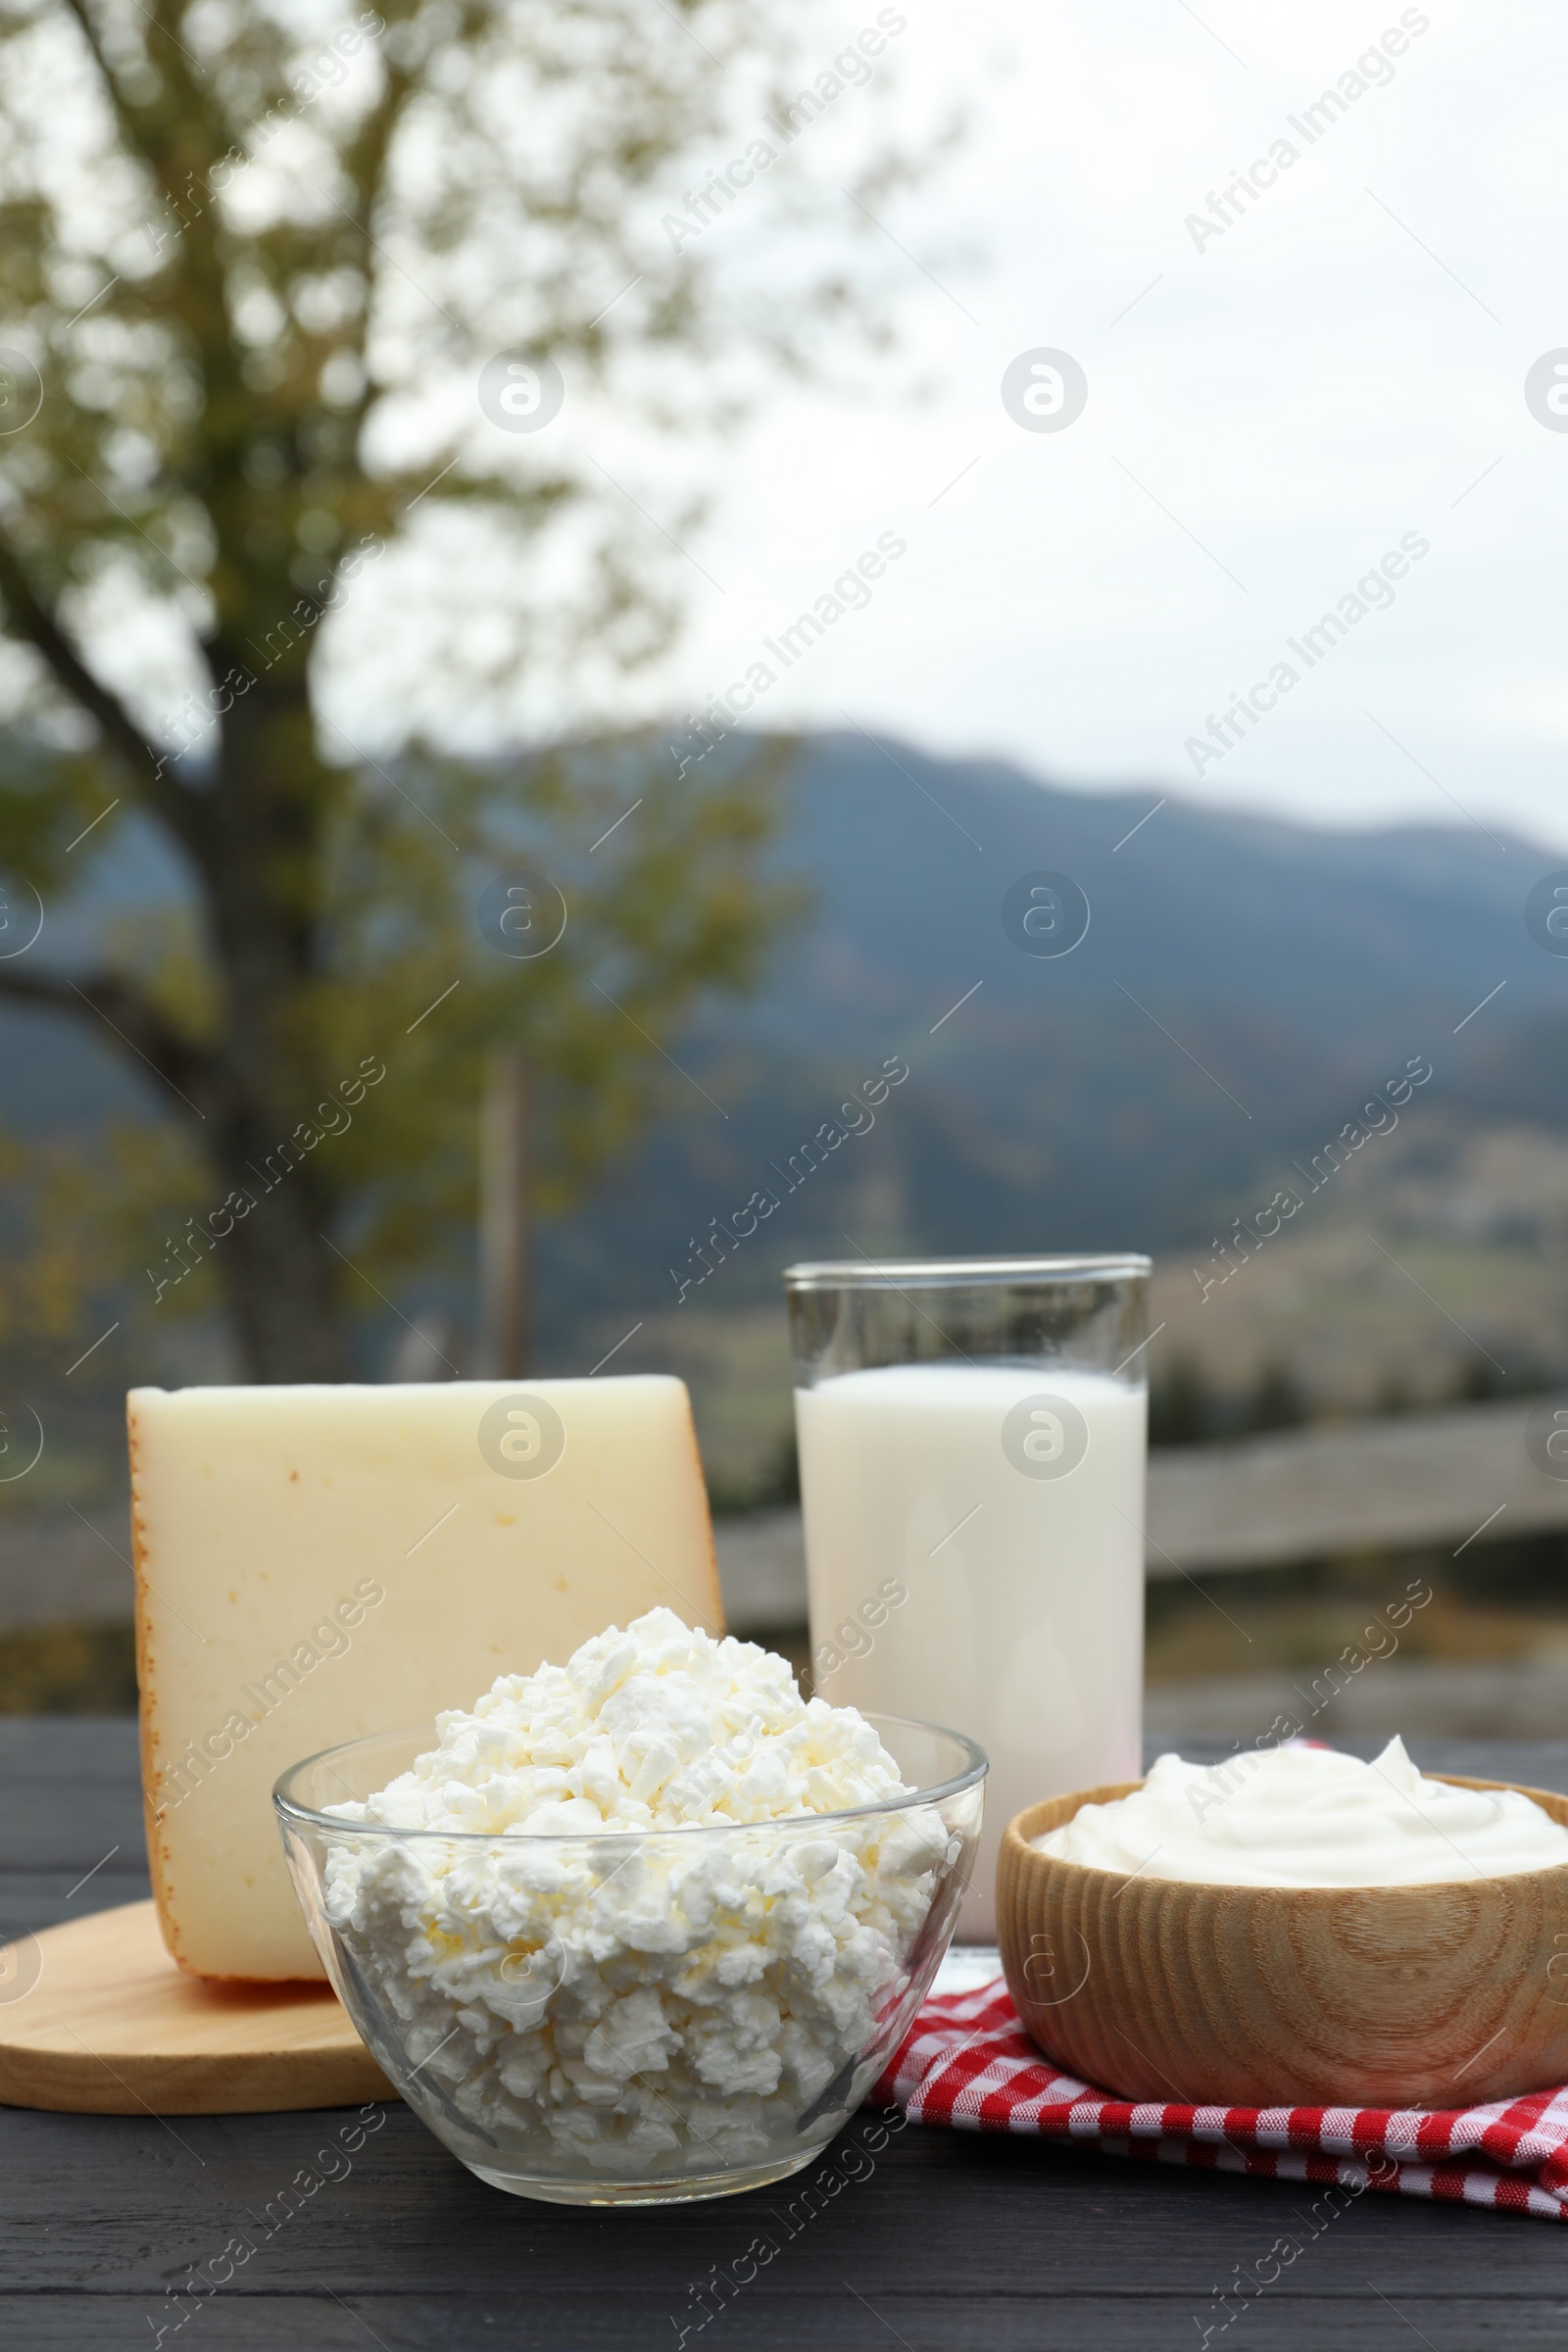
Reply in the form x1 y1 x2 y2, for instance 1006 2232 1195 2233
999 1776 1568 2109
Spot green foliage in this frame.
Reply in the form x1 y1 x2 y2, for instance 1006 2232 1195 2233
0 0 914 1366
1148 1353 1314 1447
1247 1359 1310 1435
311 730 808 1276
1148 1353 1216 1447
0 1621 138 1714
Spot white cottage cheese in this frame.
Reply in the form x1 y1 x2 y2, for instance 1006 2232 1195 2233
320 1610 956 2175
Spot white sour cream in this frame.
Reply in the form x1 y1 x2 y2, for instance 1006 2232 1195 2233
1033 1737 1568 1888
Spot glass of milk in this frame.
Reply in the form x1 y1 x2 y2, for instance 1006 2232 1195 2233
785 1255 1150 1939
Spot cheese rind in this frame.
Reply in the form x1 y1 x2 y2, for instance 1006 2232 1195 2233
130 1377 722 1982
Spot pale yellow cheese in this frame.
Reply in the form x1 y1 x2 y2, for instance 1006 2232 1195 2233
129 1377 722 1982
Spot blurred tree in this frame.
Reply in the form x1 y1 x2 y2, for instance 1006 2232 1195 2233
1453 1354 1509 1405
0 0 921 1376
1244 1360 1310 1436
1147 1353 1214 1448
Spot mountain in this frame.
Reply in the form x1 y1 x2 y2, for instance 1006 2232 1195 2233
5 729 1567 1361
542 730 1568 1327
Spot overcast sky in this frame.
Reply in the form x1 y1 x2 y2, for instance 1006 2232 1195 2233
625 0 1568 854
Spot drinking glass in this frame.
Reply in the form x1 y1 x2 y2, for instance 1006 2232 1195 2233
785 1255 1149 1939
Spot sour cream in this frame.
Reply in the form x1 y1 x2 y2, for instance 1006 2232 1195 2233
1033 1737 1568 1888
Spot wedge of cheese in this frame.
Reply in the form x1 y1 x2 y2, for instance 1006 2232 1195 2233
130 1377 722 1982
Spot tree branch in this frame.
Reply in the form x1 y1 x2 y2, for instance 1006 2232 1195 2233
0 524 203 849
55 0 120 104
0 963 215 1125
315 48 419 465
59 0 234 189
58 0 246 455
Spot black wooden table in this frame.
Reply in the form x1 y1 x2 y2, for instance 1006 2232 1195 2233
4 1723 1567 2349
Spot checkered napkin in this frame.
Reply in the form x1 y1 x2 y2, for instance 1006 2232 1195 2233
873 1977 1568 2223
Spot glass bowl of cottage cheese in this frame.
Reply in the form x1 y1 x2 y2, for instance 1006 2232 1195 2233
274 1609 986 2204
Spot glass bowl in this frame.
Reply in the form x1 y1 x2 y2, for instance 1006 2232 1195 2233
274 1712 985 2206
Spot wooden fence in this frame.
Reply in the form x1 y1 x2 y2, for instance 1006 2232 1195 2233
713 1398 1567 1628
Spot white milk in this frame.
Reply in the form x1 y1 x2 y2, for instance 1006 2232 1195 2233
795 1361 1146 1938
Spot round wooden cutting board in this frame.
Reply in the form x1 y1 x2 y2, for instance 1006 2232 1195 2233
0 1901 396 2114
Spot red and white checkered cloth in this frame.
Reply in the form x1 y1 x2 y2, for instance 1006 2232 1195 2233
874 1976 1568 2223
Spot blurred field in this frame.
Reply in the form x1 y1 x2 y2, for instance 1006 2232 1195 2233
578 1123 1568 1500
9 1107 1568 1731
1149 1116 1568 1415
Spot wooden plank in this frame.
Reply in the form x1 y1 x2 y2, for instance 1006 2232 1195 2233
0 1900 393 2115
0 1508 132 1629
714 1507 809 1632
13 1400 1559 1678
720 1400 1568 1615
1 1727 1566 2350
0 1869 151 1937
1147 1398 1563 1572
0 2286 1560 2351
0 1716 146 1932
0 2103 1560 2343
1149 1661 1568 1742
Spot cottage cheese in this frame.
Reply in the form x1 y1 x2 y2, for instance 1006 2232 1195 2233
320 1610 962 2176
